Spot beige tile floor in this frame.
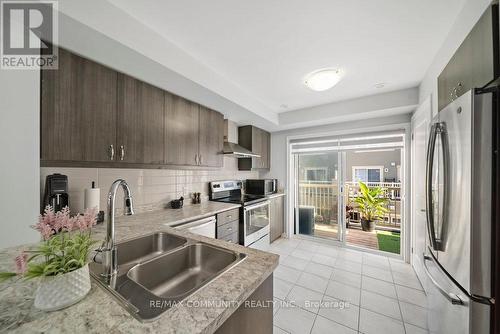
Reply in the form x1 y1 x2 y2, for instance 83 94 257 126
269 237 428 334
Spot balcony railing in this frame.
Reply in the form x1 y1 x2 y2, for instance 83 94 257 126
298 181 401 230
298 182 338 224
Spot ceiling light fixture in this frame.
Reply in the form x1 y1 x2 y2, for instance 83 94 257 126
304 68 343 92
374 82 386 89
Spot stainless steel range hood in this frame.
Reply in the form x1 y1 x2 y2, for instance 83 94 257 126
223 141 260 158
223 119 260 158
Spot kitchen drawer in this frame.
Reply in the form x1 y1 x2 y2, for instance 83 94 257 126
217 208 239 225
219 231 239 244
217 220 239 239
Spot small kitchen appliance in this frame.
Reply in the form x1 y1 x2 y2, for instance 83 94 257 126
245 179 278 196
42 173 69 213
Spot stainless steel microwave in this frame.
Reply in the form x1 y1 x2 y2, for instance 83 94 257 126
245 179 277 196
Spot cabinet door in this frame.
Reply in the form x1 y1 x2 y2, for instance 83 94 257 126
260 130 270 169
117 75 165 164
198 106 224 167
41 48 117 162
251 127 263 168
437 5 495 111
270 196 284 242
165 93 199 166
469 6 494 88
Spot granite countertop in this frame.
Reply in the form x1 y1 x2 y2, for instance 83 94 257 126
0 201 279 333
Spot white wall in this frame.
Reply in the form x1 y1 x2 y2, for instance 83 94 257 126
419 0 492 110
262 113 412 190
0 69 41 248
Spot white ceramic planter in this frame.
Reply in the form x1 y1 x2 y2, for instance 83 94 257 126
34 264 91 311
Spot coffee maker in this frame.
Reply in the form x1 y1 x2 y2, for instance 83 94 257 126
43 173 69 212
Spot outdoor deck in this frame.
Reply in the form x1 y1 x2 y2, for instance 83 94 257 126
313 223 379 250
298 181 402 254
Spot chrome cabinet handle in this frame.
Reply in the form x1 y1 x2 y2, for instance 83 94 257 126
119 145 125 161
199 154 202 165
195 154 198 165
423 253 463 305
109 145 115 160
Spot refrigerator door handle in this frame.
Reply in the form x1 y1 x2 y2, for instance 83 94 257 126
425 122 449 251
425 123 440 250
423 254 464 305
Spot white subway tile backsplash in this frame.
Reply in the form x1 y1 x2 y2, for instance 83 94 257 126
40 158 258 215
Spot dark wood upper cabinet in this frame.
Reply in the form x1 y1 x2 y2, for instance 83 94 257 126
41 48 117 162
41 47 225 168
438 5 496 111
238 125 271 170
260 130 270 169
117 75 165 164
164 93 200 166
198 105 224 167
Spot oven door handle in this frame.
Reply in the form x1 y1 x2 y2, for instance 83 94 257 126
244 201 270 211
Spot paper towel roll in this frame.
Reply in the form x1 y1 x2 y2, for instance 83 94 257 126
84 188 100 211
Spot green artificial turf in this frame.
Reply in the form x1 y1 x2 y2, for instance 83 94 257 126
376 230 401 254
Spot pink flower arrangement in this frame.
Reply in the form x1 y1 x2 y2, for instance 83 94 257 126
32 206 98 240
0 205 99 281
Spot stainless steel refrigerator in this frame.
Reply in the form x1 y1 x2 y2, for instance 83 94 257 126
424 89 496 333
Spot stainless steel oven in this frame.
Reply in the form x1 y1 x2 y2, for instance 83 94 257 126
209 180 270 249
243 201 270 247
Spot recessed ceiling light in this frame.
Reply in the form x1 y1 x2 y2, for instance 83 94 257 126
374 82 386 89
304 68 343 92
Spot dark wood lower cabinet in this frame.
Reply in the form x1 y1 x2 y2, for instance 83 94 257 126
270 195 285 242
215 274 273 334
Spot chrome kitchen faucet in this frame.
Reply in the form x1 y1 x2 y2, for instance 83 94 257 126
97 179 135 278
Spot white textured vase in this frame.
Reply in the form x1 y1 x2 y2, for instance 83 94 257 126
34 264 91 311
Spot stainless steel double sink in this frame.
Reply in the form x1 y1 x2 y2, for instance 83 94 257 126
89 232 246 322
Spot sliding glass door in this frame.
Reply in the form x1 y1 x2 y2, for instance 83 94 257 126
291 131 405 255
295 152 343 242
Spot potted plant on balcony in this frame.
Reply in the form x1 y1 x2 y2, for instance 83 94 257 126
354 181 389 232
0 206 98 311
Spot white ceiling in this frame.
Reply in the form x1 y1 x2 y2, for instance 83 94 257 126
107 0 465 114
